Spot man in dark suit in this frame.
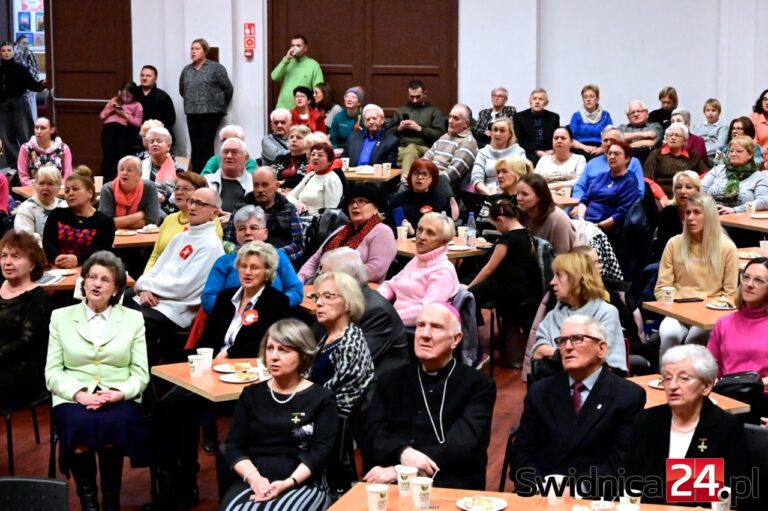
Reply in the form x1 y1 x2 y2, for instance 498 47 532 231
509 314 646 498
315 246 408 374
344 103 398 168
513 88 560 164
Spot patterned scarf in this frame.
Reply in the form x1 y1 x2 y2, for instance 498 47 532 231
322 215 380 253
580 106 604 125
723 159 758 202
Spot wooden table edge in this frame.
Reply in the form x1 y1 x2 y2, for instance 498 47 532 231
641 302 715 329
151 365 240 402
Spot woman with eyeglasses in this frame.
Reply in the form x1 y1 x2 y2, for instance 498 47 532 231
714 116 765 167
702 135 768 215
299 183 396 284
309 271 374 414
708 257 768 424
140 126 185 214
385 159 451 234
655 193 738 355
625 345 751 507
286 142 343 215
644 122 709 197
528 250 627 377
42 169 115 269
144 171 223 272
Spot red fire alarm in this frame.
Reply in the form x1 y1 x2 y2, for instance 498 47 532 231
244 23 256 58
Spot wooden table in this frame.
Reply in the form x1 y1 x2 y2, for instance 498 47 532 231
344 167 401 183
629 374 750 415
112 231 159 249
300 283 379 314
151 358 261 402
329 482 698 510
553 194 579 208
39 267 135 292
719 212 768 233
396 237 492 259
642 300 733 329
13 182 103 200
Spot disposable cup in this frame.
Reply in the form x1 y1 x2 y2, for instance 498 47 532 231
365 484 388 511
382 163 392 173
374 163 383 175
395 465 418 496
457 226 468 243
661 286 675 304
397 226 408 241
545 474 566 505
188 355 205 378
196 348 213 371
341 158 350 170
760 240 768 257
409 477 433 509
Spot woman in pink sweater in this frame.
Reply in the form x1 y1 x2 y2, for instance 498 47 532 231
377 212 459 327
708 257 768 423
99 81 144 182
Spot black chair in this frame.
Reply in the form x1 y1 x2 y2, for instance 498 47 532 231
0 476 68 510
480 301 503 377
2 390 51 476
498 426 518 492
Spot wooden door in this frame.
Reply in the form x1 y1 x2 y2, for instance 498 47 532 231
268 0 458 117
45 0 133 172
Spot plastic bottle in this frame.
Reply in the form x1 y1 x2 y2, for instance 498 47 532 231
466 212 477 247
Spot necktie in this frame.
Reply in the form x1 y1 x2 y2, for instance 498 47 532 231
572 381 586 415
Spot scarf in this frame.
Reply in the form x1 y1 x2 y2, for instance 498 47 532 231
113 178 144 217
579 106 604 125
723 159 758 202
312 164 334 176
154 155 178 184
322 215 381 253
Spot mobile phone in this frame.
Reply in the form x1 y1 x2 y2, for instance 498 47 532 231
673 297 703 303
402 114 410 121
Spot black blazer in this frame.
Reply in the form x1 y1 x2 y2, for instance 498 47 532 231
625 399 754 508
508 368 646 497
197 286 289 358
344 130 398 167
513 108 560 163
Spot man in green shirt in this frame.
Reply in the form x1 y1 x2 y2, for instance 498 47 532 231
270 35 324 110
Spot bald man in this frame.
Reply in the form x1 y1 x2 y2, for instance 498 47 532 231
361 303 496 490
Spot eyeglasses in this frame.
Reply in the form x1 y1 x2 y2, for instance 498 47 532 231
308 292 341 303
553 334 602 348
174 186 195 193
666 133 683 138
348 198 371 207
741 274 768 286
186 198 217 209
411 172 431 179
628 109 647 116
661 373 697 385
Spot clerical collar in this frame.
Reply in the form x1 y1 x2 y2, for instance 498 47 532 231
419 359 455 379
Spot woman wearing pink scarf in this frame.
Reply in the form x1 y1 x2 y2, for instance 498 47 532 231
140 126 184 214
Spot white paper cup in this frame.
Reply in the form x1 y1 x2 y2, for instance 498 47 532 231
188 354 205 378
374 163 383 175
196 348 213 371
710 486 731 511
341 158 350 170
661 286 675 304
397 226 408 241
457 226 468 243
561 187 572 197
545 474 566 505
746 201 757 214
409 477 433 509
365 484 388 511
760 240 768 257
619 495 641 506
382 163 392 173
395 465 418 496
94 176 104 189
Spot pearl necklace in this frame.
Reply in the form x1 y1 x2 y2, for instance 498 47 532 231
671 417 699 434
269 380 300 404
417 359 457 444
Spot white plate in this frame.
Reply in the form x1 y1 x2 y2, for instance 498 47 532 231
47 268 77 277
705 303 736 310
114 230 137 236
219 373 259 384
456 496 508 511
749 213 768 219
355 168 375 175
213 363 254 373
648 378 664 390
448 244 472 251
738 251 762 259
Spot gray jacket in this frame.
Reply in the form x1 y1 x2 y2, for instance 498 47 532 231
179 60 233 115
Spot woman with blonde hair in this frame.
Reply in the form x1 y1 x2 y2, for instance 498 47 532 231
471 117 526 194
14 164 66 237
701 135 768 214
492 155 534 204
529 249 627 375
655 193 738 354
652 170 701 261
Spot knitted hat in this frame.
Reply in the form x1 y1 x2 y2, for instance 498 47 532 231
345 86 365 104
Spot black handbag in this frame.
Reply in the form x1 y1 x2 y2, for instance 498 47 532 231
713 371 764 403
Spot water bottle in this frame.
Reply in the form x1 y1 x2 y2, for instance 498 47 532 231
466 212 477 248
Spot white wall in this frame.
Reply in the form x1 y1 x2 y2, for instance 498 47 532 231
459 0 768 128
131 0 268 158
131 0 768 158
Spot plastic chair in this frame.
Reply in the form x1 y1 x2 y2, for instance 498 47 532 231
0 476 68 510
1 390 50 475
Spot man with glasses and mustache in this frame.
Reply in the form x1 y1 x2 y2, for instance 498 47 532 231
619 100 664 166
126 188 225 365
509 315 645 498
260 108 292 166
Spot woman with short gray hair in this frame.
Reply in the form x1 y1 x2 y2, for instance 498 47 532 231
671 108 708 162
644 122 709 196
625 344 751 507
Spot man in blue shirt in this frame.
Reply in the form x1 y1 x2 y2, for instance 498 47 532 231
344 103 398 167
572 126 644 200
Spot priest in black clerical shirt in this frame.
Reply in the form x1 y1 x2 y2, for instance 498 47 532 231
360 302 496 490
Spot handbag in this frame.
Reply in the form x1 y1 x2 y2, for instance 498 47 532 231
712 371 764 403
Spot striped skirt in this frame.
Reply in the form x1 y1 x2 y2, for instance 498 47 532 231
220 481 330 511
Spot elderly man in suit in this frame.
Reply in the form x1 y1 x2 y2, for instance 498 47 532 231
509 314 645 498
344 103 398 168
513 88 560 164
